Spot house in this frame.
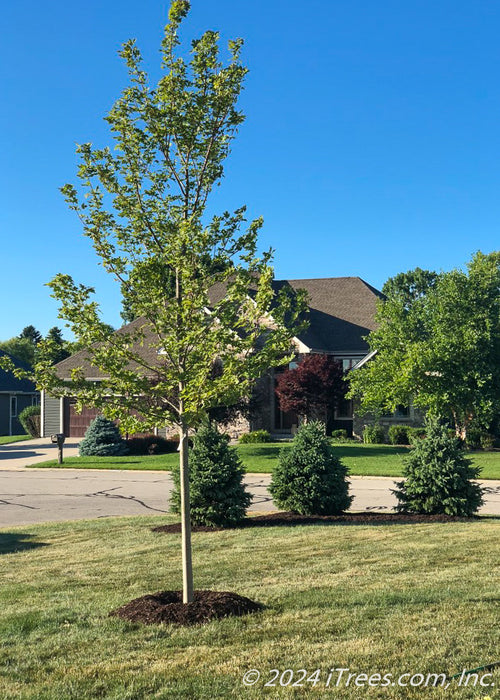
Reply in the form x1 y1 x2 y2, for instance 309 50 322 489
40 276 386 439
0 350 39 436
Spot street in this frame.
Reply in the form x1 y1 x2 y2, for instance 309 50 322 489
1 468 499 527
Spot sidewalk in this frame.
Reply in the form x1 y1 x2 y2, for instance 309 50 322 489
0 438 81 469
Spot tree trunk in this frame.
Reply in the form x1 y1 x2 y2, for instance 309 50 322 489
179 421 193 603
453 411 469 442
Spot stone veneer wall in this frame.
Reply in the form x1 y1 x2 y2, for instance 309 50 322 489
162 372 275 441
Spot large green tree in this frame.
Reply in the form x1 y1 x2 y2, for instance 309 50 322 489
34 1 305 603
0 337 37 367
349 252 500 439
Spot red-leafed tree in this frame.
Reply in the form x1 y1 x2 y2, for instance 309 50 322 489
275 354 347 423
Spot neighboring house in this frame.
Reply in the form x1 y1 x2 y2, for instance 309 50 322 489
0 350 39 436
41 276 391 439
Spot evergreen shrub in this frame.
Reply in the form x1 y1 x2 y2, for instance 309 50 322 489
393 418 483 516
171 423 251 527
269 421 352 515
79 415 128 456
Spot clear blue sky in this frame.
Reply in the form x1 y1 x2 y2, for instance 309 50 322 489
2 0 500 339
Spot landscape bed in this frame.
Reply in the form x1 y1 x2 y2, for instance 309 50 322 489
28 442 500 479
0 514 498 698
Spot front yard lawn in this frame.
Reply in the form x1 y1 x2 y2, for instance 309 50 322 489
0 515 498 699
0 434 31 445
29 442 500 479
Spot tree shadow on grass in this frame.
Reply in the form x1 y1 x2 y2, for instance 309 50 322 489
0 533 48 555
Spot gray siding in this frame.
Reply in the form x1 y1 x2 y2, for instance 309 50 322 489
0 393 38 436
0 396 9 436
11 395 36 435
43 395 61 437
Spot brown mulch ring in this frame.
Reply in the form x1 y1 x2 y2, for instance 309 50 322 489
109 590 263 626
152 511 474 534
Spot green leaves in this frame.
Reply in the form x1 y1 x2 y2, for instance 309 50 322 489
38 1 306 435
349 253 500 434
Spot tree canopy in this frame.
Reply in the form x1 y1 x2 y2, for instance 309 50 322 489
348 252 500 437
275 354 347 423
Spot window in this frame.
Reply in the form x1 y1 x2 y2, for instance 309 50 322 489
382 404 411 419
395 404 410 417
336 398 353 418
32 395 39 406
10 396 17 418
341 358 363 372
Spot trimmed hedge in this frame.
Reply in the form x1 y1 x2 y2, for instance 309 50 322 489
19 404 40 438
388 424 410 445
126 435 180 455
363 424 385 444
239 430 271 444
330 428 349 441
408 427 426 445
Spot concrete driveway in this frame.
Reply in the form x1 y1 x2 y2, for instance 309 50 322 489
0 437 81 468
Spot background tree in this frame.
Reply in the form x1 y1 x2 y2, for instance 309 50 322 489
349 252 500 439
35 1 305 604
45 327 71 364
0 337 36 367
275 354 347 425
19 325 42 346
381 267 438 306
0 326 72 367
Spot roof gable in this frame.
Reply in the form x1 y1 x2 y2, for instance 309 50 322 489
285 277 382 353
0 350 37 393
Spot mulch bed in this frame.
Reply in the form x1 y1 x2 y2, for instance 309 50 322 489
152 511 473 533
109 590 263 626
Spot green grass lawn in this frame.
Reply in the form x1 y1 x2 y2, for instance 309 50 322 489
0 434 31 445
0 515 498 699
30 441 500 479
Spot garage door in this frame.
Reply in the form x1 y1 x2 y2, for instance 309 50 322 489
64 399 100 438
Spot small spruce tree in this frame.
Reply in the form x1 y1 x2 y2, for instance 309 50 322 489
269 421 353 515
171 423 251 528
79 415 128 457
393 418 483 516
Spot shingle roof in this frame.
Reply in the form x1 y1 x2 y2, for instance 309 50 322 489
0 350 37 393
54 276 382 377
53 316 161 379
285 277 383 353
